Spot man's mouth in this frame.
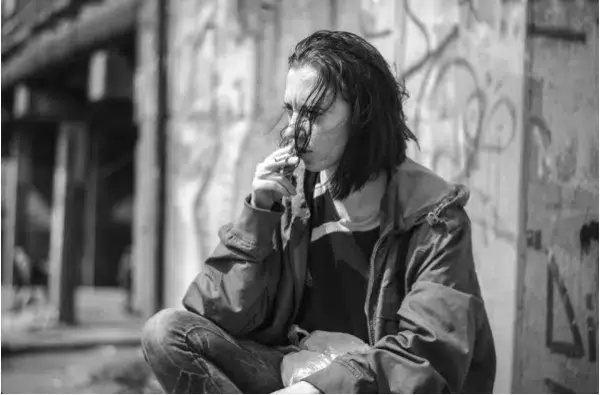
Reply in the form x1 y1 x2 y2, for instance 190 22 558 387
296 147 311 155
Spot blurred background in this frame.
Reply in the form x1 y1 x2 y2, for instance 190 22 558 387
0 0 597 393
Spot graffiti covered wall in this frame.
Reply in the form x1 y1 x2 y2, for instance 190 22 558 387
515 0 599 392
165 0 261 308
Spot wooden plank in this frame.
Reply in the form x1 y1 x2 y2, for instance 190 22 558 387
48 122 88 324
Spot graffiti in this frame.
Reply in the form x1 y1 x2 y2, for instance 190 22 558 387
396 0 524 249
400 27 460 82
400 0 521 175
174 0 218 119
168 0 221 264
360 0 394 39
528 24 587 43
526 44 598 387
546 251 585 358
527 207 599 373
579 220 599 256
402 42 519 183
166 0 260 299
360 8 393 39
544 245 598 365
526 229 542 251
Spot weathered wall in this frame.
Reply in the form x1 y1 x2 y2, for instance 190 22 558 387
391 1 528 392
165 0 260 309
514 0 599 392
164 0 349 308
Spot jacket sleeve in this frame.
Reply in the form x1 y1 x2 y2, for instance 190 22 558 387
303 207 489 393
182 195 284 336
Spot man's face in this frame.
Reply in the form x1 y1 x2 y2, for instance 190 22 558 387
283 65 351 173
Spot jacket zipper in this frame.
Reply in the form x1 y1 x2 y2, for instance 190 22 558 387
365 223 394 346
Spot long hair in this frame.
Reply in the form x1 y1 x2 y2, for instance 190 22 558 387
281 30 417 200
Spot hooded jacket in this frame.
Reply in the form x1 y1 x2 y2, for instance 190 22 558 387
183 158 497 393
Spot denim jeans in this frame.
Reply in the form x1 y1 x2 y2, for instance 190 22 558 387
142 308 298 394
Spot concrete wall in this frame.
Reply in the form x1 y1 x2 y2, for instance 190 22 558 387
514 0 599 392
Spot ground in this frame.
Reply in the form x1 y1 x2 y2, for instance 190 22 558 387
2 346 162 394
1 286 160 394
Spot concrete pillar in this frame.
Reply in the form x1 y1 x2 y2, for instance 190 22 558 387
514 0 599 392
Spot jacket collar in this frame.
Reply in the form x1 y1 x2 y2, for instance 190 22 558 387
290 158 470 234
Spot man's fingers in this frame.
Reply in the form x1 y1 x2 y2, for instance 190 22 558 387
251 145 298 208
266 145 294 162
261 156 299 172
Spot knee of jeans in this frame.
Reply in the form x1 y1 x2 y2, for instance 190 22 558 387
141 308 188 360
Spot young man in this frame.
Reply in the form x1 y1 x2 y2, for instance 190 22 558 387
142 30 496 394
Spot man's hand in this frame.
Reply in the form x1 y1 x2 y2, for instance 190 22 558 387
272 381 321 394
252 145 299 209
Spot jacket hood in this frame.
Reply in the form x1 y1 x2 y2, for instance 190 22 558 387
380 158 470 232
